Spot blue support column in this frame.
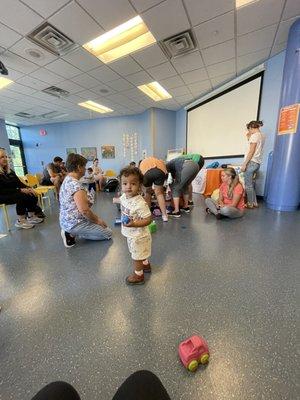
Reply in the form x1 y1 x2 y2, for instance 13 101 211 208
266 18 300 211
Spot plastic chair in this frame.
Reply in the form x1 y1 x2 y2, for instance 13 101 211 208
25 174 55 209
105 169 117 177
0 204 10 231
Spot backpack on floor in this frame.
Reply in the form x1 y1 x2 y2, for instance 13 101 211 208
103 178 119 192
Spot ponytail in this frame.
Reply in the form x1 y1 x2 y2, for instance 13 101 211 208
224 168 239 199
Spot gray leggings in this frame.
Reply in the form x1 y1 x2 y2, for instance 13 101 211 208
205 198 244 219
69 220 112 240
171 161 199 197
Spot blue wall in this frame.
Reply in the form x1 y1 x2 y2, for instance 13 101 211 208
175 51 286 195
21 108 177 173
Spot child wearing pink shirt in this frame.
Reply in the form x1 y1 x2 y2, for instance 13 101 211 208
205 168 245 219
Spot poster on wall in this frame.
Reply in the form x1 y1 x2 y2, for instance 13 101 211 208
81 147 97 161
66 147 77 156
123 133 138 161
278 103 300 135
101 145 115 159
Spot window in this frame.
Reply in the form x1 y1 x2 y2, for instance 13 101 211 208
5 124 27 176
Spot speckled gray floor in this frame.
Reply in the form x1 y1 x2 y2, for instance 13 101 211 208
0 193 299 400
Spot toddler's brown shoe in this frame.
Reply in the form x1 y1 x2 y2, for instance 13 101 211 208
126 272 145 285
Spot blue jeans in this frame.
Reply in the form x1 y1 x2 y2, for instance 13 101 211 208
68 220 112 241
244 161 260 205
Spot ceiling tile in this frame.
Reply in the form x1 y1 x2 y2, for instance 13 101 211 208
30 67 66 84
176 93 195 104
5 67 24 81
29 91 61 102
274 16 300 46
180 68 209 85
77 0 136 30
270 42 286 57
107 79 134 92
0 23 22 48
171 51 204 73
210 73 236 88
184 0 234 27
55 80 84 94
201 40 235 66
187 80 212 97
131 44 168 68
109 57 142 76
237 0 285 36
62 48 102 72
147 62 177 80
0 0 43 35
237 24 277 56
120 87 146 100
90 84 116 96
168 86 190 97
237 48 270 74
126 70 152 85
130 0 163 13
141 0 190 41
21 0 70 18
16 76 48 90
194 11 234 49
49 2 103 45
76 90 100 101
159 75 185 89
206 58 236 78
0 51 40 74
88 65 121 82
45 59 82 79
71 73 101 89
9 38 58 67
282 0 300 21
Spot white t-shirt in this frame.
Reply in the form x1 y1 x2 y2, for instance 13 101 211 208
244 131 265 164
120 193 151 238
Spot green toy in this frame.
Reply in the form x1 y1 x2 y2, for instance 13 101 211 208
148 221 157 233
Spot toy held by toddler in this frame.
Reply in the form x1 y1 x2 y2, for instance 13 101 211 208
119 166 152 285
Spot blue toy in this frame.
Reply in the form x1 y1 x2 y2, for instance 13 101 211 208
121 215 130 225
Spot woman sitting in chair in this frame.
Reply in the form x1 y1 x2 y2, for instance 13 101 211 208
92 158 106 191
0 148 44 229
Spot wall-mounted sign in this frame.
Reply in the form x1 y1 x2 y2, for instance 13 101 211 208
278 103 300 135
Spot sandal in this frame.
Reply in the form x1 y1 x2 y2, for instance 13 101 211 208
205 207 212 214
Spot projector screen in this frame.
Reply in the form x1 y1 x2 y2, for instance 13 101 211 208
187 73 263 158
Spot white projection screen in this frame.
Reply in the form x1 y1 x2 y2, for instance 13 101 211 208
187 74 263 158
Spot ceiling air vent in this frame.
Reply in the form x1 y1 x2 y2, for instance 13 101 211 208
42 86 70 98
15 112 35 119
159 30 196 59
27 22 78 56
40 111 68 119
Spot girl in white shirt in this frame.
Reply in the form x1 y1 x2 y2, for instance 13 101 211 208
241 120 265 208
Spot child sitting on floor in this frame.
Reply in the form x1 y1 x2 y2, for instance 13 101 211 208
119 166 152 285
205 167 245 219
86 167 96 192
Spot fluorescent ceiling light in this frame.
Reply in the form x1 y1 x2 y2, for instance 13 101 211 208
236 0 259 8
137 82 172 101
78 100 113 114
83 16 156 63
0 77 13 89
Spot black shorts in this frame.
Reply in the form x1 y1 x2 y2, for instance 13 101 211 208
143 168 167 187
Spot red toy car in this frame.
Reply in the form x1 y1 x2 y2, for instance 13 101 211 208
178 335 210 372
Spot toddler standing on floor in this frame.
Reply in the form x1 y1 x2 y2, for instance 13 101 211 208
119 166 152 285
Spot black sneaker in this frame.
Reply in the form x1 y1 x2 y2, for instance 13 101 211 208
188 200 194 206
61 229 76 248
169 211 181 218
180 207 190 213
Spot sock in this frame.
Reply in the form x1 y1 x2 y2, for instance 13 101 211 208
142 259 149 265
135 270 143 276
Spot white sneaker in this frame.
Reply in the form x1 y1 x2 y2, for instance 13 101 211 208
15 220 34 229
27 216 44 224
162 215 168 222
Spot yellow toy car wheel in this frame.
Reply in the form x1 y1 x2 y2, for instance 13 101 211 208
187 360 198 372
199 353 209 364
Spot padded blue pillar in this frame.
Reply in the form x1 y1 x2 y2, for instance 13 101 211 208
267 18 300 211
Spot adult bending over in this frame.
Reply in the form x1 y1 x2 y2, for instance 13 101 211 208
139 157 168 222
92 158 106 191
0 148 44 229
59 153 112 248
205 168 245 219
241 120 265 208
166 154 204 218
